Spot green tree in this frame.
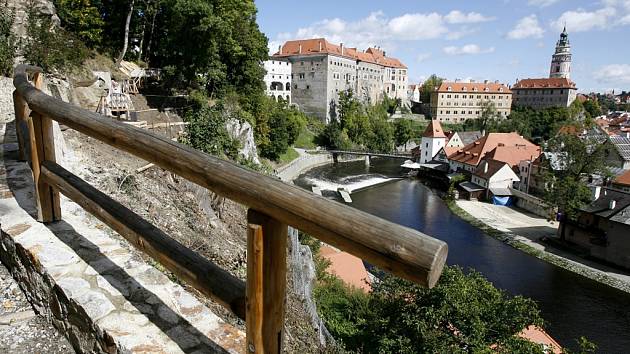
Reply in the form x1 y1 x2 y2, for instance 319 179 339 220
22 6 89 72
420 74 443 104
53 0 104 46
366 112 394 153
582 100 602 119
182 103 239 160
0 7 16 76
394 119 413 150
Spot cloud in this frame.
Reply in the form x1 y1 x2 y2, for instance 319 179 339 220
442 44 495 55
268 10 493 54
528 0 561 7
551 7 616 32
444 10 495 24
507 15 545 39
594 64 630 84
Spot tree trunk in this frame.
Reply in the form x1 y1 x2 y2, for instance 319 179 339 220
116 0 135 65
144 3 157 65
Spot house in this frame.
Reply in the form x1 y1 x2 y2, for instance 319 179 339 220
430 80 512 123
561 188 630 270
419 120 447 164
603 136 630 170
448 132 539 173
272 38 408 122
515 152 565 196
408 83 421 102
512 78 578 109
612 170 630 193
320 246 371 292
465 159 520 201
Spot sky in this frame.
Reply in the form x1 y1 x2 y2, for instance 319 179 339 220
255 0 630 93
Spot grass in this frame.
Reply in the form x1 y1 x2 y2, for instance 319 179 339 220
278 147 300 165
445 200 630 293
294 127 317 149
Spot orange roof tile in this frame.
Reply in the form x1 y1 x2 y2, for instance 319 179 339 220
444 146 459 157
484 145 541 168
436 81 511 94
423 120 447 138
615 169 630 186
518 326 562 354
273 38 407 68
320 246 371 292
513 78 576 89
448 132 538 167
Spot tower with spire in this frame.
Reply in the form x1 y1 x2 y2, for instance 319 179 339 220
549 26 571 79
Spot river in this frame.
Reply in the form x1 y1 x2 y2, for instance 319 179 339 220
294 158 630 353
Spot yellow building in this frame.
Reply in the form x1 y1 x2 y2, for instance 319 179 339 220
430 81 512 123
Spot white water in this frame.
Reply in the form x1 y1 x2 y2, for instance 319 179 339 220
303 174 399 193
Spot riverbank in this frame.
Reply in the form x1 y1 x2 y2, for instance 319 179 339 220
448 199 630 294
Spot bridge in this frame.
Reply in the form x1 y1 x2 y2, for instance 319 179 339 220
325 149 413 166
2 65 447 353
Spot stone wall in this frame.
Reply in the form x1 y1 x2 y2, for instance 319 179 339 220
0 77 15 124
511 187 555 218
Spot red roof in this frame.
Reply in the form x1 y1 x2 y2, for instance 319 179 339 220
423 120 447 138
320 246 371 292
484 145 541 168
513 78 576 89
518 326 562 354
448 132 538 167
615 170 630 187
273 38 407 68
436 81 511 94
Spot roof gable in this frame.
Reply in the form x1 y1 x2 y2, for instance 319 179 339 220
423 120 447 138
448 132 538 167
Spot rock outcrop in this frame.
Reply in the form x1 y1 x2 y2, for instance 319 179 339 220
225 119 260 164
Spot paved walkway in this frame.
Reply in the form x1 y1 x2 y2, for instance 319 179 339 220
457 200 630 289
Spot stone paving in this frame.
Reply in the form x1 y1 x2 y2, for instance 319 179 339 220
1 120 246 353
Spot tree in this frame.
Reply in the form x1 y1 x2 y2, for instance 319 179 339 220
419 74 443 104
476 100 502 135
53 0 104 46
182 103 239 160
0 7 16 76
116 0 135 64
316 266 545 353
583 100 602 119
366 112 394 153
394 119 413 150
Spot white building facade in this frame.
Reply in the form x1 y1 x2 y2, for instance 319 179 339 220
263 60 292 103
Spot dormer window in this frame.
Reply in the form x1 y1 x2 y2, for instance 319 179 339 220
484 87 489 92
462 87 467 91
473 87 478 92
499 88 503 92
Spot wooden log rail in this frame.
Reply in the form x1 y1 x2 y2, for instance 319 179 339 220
12 65 448 353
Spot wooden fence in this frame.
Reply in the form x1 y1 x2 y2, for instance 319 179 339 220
12 65 448 353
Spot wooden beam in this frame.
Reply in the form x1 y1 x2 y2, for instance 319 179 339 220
246 222 264 353
13 90 29 161
247 210 287 354
39 161 247 319
30 112 59 222
14 64 447 288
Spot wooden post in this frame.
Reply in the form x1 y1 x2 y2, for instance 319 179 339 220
246 209 287 354
28 71 61 222
13 90 29 161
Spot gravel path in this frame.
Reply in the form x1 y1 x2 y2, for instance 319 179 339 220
0 261 74 354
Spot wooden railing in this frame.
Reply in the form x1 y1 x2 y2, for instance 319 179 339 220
12 65 448 353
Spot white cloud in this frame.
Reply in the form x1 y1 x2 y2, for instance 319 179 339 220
507 15 545 39
620 14 630 24
442 44 495 55
551 7 616 32
269 10 493 53
444 10 495 24
528 0 562 7
594 64 630 84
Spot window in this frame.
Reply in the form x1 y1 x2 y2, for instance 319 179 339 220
306 85 310 90
301 61 304 66
298 73 305 80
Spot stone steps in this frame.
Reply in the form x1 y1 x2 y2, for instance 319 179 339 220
0 121 245 353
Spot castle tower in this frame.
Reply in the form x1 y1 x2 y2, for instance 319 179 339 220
420 120 446 164
549 26 571 79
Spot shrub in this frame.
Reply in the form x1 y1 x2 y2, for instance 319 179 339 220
0 7 16 76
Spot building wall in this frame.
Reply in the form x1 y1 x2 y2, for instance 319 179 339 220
487 166 520 189
603 142 630 170
383 67 409 105
356 61 384 104
564 217 630 270
430 88 512 123
449 160 476 173
446 132 464 148
419 136 445 164
512 88 577 109
288 54 330 122
263 60 292 103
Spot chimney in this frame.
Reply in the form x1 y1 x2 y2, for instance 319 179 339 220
319 41 323 52
470 79 476 83
383 51 386 57
593 186 601 200
278 45 282 54
299 44 302 54
484 162 489 174
340 43 344 55
484 79 489 84
495 80 499 84
455 78 461 83
610 199 617 210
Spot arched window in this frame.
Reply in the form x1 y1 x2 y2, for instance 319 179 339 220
286 82 291 91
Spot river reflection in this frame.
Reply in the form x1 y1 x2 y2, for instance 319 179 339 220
295 158 630 353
